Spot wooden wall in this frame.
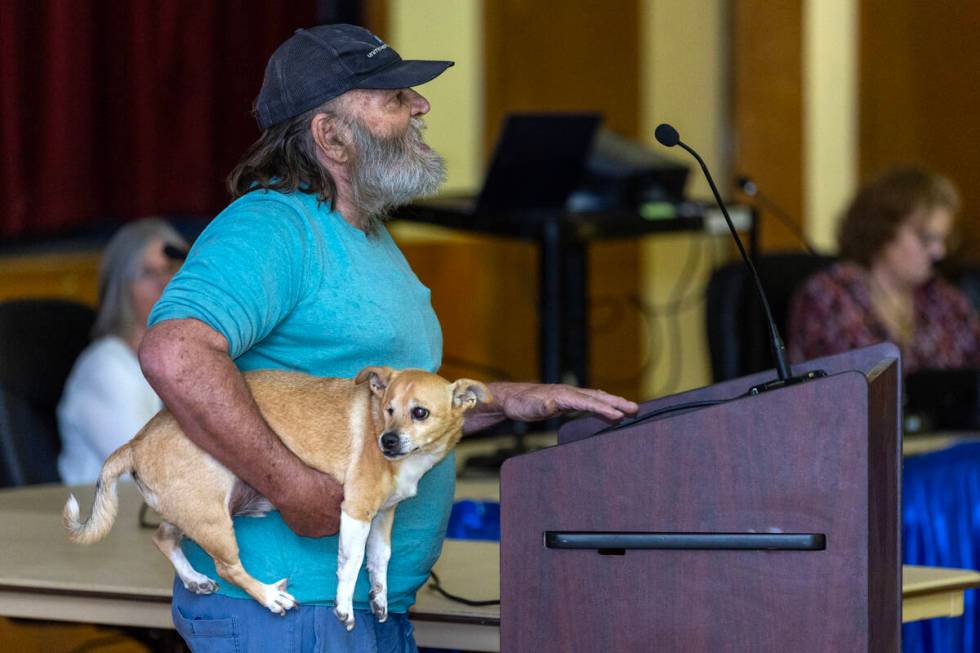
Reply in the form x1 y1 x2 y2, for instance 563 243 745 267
859 0 980 262
0 252 99 305
483 0 641 150
444 0 645 398
731 0 806 253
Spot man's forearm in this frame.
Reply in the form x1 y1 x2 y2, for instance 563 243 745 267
461 381 516 434
139 319 307 504
462 380 640 435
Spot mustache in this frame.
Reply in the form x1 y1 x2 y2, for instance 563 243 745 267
375 117 428 155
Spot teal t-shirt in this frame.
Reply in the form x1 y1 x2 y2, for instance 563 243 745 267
147 188 449 612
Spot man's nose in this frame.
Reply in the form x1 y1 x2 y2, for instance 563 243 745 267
405 89 430 116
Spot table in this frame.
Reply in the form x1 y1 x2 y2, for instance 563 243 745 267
0 482 501 651
903 432 980 457
0 481 976 652
904 565 980 623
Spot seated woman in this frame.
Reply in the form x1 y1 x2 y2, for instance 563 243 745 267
788 166 980 375
57 218 187 484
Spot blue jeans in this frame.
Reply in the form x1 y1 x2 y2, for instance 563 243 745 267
171 578 419 653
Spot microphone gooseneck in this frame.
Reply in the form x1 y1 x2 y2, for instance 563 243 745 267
655 123 793 382
736 175 817 255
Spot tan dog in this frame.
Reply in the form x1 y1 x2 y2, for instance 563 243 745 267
64 366 489 630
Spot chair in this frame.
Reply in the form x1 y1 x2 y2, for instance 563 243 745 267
705 252 836 381
944 263 980 315
0 299 95 487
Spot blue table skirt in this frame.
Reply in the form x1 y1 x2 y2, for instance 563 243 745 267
903 442 980 652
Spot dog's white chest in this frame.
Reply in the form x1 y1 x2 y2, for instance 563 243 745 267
382 453 441 510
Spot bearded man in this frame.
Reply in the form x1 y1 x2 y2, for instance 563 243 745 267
139 24 637 652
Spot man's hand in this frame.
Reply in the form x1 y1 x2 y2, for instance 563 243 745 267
493 382 639 421
276 467 344 538
141 318 346 539
463 381 639 433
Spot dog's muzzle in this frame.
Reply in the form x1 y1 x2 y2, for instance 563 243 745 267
380 431 402 457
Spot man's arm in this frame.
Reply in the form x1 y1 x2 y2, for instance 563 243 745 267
139 318 343 537
462 381 639 434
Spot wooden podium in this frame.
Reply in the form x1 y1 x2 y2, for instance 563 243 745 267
500 343 901 651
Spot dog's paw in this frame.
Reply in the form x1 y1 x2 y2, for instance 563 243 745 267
333 604 356 631
184 578 219 595
369 586 388 622
179 568 219 595
262 578 297 616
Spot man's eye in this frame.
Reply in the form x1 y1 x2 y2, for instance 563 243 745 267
411 406 429 421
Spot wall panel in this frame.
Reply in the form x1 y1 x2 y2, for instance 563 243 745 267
860 1 980 262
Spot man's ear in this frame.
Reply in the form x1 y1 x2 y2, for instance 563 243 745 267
310 112 349 164
451 379 492 410
355 366 395 397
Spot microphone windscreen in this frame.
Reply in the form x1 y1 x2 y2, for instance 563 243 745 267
654 123 680 147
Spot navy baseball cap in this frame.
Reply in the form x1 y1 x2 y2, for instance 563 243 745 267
255 24 454 129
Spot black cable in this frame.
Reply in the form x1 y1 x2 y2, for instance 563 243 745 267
588 295 658 387
590 294 627 336
428 570 500 607
735 176 818 255
651 236 705 396
592 392 748 437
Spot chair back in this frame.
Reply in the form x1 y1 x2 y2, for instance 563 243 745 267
705 252 836 381
0 299 95 486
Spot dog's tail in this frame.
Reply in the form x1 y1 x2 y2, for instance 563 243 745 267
63 442 134 544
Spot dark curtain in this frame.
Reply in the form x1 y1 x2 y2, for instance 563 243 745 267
0 1 319 240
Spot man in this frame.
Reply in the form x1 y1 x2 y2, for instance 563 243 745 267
140 24 638 652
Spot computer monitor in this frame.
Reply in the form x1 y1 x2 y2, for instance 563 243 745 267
476 112 602 214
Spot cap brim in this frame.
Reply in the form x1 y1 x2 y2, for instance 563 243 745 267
354 59 454 91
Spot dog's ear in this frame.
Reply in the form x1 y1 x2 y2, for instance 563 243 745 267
451 379 492 410
355 366 395 396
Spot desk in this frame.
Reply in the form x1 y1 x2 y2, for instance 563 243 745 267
0 482 501 652
903 432 980 457
396 198 754 387
0 481 976 652
904 565 980 623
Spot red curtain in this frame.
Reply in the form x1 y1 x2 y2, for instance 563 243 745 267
0 1 317 240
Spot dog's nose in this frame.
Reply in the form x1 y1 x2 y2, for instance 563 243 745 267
380 432 400 453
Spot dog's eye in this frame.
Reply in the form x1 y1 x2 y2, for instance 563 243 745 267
386 406 394 416
411 406 429 421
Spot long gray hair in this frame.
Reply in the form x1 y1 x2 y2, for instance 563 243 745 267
92 218 186 340
227 98 342 204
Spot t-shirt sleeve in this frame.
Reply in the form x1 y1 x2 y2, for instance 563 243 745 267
148 196 311 359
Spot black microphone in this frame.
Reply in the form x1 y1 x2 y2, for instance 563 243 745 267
735 175 817 255
655 123 793 382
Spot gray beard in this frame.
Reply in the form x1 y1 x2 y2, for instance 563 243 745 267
346 117 446 234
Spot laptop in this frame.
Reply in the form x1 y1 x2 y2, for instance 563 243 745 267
905 368 980 431
474 112 602 214
416 112 602 219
